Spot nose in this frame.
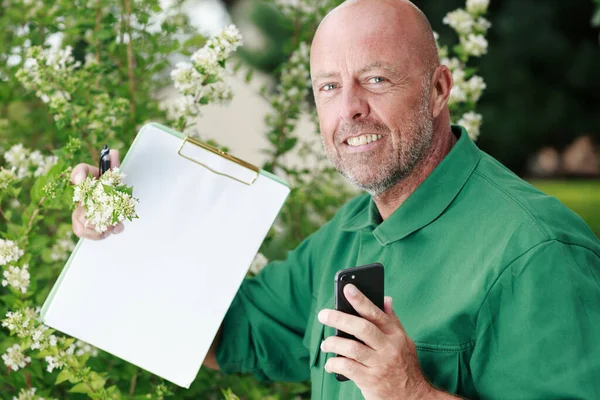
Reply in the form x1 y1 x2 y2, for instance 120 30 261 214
340 82 370 122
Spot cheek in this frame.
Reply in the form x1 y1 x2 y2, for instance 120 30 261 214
316 102 340 144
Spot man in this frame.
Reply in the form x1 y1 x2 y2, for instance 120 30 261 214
71 0 600 399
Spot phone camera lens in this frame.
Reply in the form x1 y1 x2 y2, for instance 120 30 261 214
340 275 348 282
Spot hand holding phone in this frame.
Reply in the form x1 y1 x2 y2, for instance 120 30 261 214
333 262 384 382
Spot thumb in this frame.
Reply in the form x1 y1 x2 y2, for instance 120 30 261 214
384 296 395 318
71 163 99 185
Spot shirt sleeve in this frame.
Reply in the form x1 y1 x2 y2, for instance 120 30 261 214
471 239 600 399
215 229 321 382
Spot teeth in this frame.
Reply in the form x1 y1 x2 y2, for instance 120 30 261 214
347 134 383 147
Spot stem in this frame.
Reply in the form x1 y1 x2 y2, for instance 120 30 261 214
95 0 102 64
129 367 138 396
0 205 7 221
124 0 136 117
25 196 46 237
25 371 31 388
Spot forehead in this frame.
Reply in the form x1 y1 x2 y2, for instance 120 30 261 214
310 11 413 77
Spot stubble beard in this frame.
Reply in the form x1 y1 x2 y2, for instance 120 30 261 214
323 84 434 196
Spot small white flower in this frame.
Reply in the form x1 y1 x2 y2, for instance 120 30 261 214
171 62 202 96
457 111 483 141
443 9 474 36
2 344 31 371
474 17 492 32
45 355 63 373
249 253 269 275
466 0 490 14
449 85 467 104
75 339 98 357
460 34 488 57
0 167 17 190
464 75 487 102
4 144 31 178
2 263 31 293
0 239 24 266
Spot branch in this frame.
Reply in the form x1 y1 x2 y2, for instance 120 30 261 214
124 0 136 117
95 0 101 64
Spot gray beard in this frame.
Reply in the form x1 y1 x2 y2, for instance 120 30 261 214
323 87 434 196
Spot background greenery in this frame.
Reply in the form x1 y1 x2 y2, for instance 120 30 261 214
0 0 598 399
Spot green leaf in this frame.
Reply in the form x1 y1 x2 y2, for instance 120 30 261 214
245 68 254 83
280 137 298 153
56 369 72 384
30 174 48 203
198 97 209 105
70 382 92 394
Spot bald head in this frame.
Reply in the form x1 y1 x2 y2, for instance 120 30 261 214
310 0 454 196
313 0 440 78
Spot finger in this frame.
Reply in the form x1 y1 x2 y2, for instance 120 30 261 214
324 356 369 385
72 207 109 240
112 222 124 234
318 309 387 350
321 336 376 366
344 284 393 333
109 149 120 168
71 163 100 185
73 206 120 239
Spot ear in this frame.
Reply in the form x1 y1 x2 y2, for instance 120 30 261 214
429 65 453 119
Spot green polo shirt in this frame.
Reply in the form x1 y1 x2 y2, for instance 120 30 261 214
215 125 600 399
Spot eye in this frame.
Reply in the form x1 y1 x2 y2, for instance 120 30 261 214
320 83 338 92
368 76 386 84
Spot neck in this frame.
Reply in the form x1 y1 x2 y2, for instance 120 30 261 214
373 125 457 220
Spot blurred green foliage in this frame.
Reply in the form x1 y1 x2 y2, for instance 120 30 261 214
419 0 600 175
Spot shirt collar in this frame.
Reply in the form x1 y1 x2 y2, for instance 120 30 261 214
340 125 481 245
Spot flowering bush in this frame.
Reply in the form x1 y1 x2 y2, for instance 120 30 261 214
0 0 489 398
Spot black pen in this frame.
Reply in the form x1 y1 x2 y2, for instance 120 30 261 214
99 144 111 176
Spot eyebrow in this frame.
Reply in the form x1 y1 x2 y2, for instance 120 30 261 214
311 61 400 83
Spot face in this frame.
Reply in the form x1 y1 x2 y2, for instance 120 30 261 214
311 8 434 195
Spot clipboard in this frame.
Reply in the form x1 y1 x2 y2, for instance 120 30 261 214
40 123 290 388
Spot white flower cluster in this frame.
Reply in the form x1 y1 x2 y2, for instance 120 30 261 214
2 344 31 371
457 111 483 141
0 239 24 265
249 253 269 275
3 144 58 179
16 46 129 137
0 167 17 190
75 339 99 357
265 42 311 135
72 167 139 233
442 0 490 57
444 58 487 105
49 230 75 262
13 387 56 400
273 0 320 20
2 264 30 293
16 46 77 123
436 0 491 141
1 308 94 373
169 25 242 123
0 239 30 293
2 308 43 339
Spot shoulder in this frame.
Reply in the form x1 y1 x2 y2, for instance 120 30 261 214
463 150 600 256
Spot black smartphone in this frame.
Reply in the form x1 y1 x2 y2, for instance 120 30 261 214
333 262 384 382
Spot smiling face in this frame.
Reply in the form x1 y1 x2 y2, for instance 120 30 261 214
310 0 439 195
